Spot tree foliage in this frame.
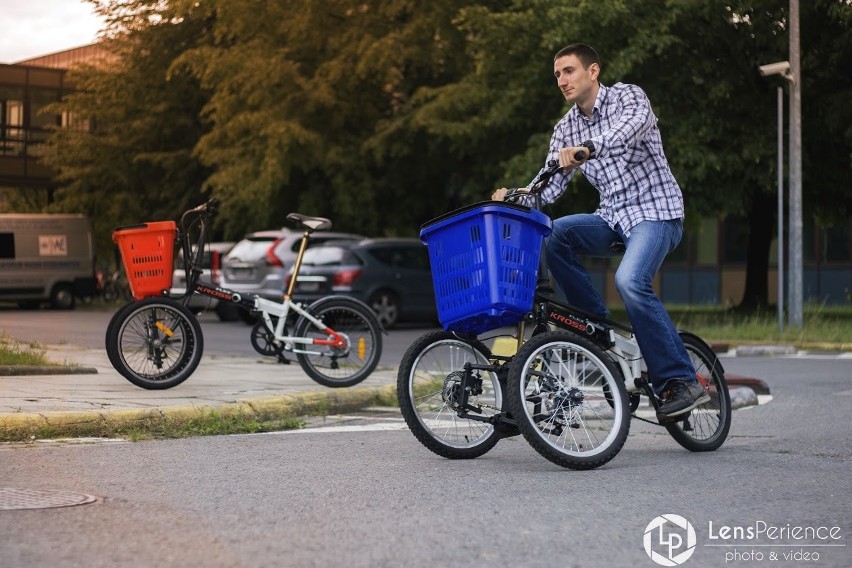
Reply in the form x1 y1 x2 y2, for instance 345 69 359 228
41 0 850 308
41 0 214 260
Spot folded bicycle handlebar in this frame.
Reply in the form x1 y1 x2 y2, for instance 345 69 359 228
505 159 560 203
180 198 218 228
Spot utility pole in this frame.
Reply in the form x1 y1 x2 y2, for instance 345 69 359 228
776 85 785 333
788 0 803 328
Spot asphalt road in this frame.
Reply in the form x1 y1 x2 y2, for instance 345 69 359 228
1 302 850 568
3 351 851 568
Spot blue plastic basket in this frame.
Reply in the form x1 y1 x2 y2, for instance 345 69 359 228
420 201 552 334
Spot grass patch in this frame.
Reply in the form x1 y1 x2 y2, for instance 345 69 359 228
606 304 852 348
119 413 306 441
0 333 54 366
2 411 306 443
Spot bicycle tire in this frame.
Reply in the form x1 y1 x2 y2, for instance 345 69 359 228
397 331 503 459
104 300 137 369
663 333 731 451
293 297 381 388
106 297 204 390
506 330 630 470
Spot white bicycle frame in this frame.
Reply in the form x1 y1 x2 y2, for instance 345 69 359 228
251 296 349 357
532 320 646 394
605 327 646 393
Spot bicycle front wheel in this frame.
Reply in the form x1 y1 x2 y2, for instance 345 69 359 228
294 298 382 388
106 297 204 389
397 331 502 459
506 331 630 470
664 333 731 451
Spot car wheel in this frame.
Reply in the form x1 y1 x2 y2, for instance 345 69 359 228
239 307 257 325
369 290 399 329
215 303 240 322
50 284 76 310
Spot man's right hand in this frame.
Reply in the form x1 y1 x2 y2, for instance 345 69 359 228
491 188 510 201
558 146 589 169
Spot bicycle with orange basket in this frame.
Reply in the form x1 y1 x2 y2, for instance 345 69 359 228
105 200 382 390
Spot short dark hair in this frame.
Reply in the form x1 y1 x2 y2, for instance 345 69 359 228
554 43 601 69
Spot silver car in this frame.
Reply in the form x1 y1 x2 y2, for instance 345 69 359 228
218 228 365 318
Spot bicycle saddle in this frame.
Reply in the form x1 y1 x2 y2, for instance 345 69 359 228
287 213 332 232
609 240 625 254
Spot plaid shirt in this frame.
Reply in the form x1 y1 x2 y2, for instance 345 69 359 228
531 82 684 235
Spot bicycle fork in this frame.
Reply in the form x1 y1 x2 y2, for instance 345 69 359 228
144 310 177 369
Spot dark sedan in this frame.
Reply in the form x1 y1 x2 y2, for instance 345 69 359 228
285 238 437 328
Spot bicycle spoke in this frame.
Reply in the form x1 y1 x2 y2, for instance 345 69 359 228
397 332 503 457
507 331 630 469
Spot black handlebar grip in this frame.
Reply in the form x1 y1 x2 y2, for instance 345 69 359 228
574 149 588 161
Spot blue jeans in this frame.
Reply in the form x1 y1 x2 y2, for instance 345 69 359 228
545 214 695 393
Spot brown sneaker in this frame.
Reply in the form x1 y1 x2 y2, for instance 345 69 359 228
656 380 711 422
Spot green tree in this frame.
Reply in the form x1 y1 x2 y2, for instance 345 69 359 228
41 0 849 311
405 0 851 311
629 0 851 310
175 0 487 237
42 0 213 262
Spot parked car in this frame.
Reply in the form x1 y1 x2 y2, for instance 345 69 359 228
285 238 437 328
218 228 365 321
0 213 97 309
170 241 234 318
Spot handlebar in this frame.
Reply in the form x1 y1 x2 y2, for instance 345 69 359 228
503 151 588 204
504 159 560 203
178 199 219 298
181 198 218 222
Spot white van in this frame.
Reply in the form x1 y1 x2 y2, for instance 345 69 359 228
0 214 97 309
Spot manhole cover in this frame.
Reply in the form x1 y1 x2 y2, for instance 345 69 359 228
0 488 98 510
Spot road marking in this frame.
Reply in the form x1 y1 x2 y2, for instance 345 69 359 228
270 422 410 434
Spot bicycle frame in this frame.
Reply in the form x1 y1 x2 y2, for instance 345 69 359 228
494 162 650 394
175 202 351 357
532 299 646 394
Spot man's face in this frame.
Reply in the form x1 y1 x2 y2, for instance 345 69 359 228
554 54 599 104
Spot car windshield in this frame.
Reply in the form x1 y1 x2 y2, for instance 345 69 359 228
225 237 276 262
301 246 360 266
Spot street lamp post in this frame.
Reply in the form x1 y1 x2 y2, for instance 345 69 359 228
758 61 792 333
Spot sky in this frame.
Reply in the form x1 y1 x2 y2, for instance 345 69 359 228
0 1 106 63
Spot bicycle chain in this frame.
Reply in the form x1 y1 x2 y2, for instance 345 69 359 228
631 413 667 428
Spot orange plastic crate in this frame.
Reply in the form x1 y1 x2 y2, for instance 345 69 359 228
112 221 177 300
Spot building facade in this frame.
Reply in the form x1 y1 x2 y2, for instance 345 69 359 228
0 44 110 197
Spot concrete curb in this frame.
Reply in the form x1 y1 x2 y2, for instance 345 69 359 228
0 365 98 376
727 375 770 395
729 386 759 409
0 384 398 442
735 344 798 357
